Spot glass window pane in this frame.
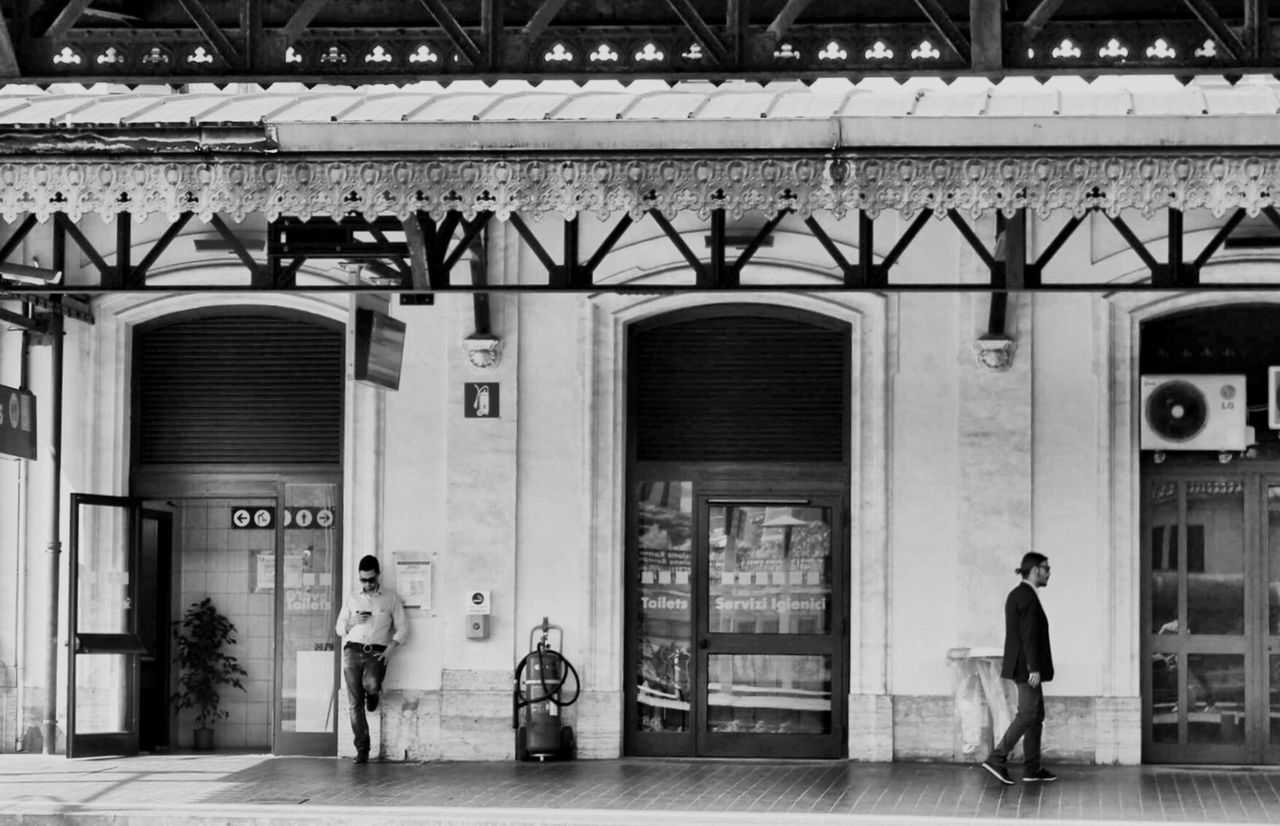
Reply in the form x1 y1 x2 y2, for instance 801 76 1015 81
1151 652 1178 743
706 654 831 734
635 481 692 733
77 504 132 635
1186 653 1245 744
74 654 130 734
1186 480 1245 636
1149 482 1179 634
280 484 339 734
1267 486 1280 636
709 505 831 635
1270 655 1280 747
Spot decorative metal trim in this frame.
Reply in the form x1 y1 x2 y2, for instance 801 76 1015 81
975 334 1016 371
463 333 502 371
4 153 1280 223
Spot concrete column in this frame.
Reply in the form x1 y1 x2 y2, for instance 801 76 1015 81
955 235 1033 650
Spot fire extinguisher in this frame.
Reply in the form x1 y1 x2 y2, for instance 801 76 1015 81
513 617 580 761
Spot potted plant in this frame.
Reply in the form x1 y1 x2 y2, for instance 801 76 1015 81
170 597 248 750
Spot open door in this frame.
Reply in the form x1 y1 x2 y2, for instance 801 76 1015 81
68 493 145 758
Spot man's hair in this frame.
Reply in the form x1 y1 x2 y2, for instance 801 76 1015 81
1016 552 1048 577
358 554 381 575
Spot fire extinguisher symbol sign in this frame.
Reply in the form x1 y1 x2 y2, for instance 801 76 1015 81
465 383 499 418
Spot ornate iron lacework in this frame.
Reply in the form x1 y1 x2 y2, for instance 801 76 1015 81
2 153 1279 224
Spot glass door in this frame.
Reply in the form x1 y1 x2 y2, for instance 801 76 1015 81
696 495 845 758
1143 475 1254 764
1262 480 1280 763
67 494 145 758
273 480 340 755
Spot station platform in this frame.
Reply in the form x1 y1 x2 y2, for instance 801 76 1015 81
1 753 1279 825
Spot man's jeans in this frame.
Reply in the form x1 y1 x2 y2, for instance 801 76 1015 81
987 681 1045 772
342 645 387 752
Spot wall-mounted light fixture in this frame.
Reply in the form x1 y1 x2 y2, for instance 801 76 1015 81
0 261 62 285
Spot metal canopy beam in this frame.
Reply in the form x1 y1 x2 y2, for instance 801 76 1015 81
2 0 1277 85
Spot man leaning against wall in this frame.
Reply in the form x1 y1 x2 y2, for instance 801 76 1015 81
335 554 408 764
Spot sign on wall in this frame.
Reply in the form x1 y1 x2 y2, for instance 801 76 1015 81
282 507 335 529
231 506 275 529
464 383 499 418
0 384 36 460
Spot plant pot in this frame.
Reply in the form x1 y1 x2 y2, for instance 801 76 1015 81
192 727 215 751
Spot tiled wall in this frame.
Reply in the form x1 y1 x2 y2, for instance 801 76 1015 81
174 498 275 749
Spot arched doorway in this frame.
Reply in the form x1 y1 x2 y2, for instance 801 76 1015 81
623 305 852 759
127 308 345 756
1140 303 1280 764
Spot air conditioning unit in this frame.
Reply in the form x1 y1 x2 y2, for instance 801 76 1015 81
1140 374 1248 451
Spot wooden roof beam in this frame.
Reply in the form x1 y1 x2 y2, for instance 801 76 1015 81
1182 0 1247 62
1022 0 1067 41
42 0 92 39
767 0 815 39
0 10 18 76
969 0 1003 74
418 0 482 67
281 0 329 42
523 0 570 43
1244 0 1268 60
665 0 728 65
912 0 970 63
175 0 243 67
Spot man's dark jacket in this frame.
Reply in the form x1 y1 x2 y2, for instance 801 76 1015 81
1000 581 1054 683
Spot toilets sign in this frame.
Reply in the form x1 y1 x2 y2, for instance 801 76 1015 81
0 384 36 460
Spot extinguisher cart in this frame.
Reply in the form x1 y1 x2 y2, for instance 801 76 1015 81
513 618 580 761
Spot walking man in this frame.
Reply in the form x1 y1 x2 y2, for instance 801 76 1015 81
981 552 1056 785
335 554 408 763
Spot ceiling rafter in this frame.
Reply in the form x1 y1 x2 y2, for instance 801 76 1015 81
175 0 243 67
1020 0 1069 48
766 0 815 39
664 0 728 65
0 12 18 75
911 0 970 63
281 0 330 41
1181 0 1247 63
522 0 570 43
417 0 482 67
42 0 93 39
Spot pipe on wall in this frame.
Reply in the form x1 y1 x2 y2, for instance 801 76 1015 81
14 303 31 750
40 232 65 755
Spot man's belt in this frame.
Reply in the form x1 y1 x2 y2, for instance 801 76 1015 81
345 642 387 654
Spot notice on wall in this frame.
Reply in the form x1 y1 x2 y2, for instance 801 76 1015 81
394 553 432 610
295 650 336 733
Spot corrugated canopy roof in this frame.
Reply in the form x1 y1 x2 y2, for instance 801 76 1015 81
0 78 1274 151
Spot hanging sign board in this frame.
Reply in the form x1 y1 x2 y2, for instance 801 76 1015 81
0 384 36 460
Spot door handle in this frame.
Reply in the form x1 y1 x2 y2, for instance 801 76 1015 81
699 639 708 650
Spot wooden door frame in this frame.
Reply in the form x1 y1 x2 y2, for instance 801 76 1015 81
624 463 849 758
1141 462 1278 764
67 493 145 758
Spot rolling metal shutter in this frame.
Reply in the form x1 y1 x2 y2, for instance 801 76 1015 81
134 313 344 465
630 312 848 463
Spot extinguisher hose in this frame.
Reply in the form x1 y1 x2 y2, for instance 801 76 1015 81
514 644 581 710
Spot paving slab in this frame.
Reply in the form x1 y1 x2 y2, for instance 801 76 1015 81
1 754 1279 825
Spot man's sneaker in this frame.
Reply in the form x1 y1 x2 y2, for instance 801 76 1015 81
980 761 1014 785
365 692 379 712
1023 768 1058 783
353 750 369 764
